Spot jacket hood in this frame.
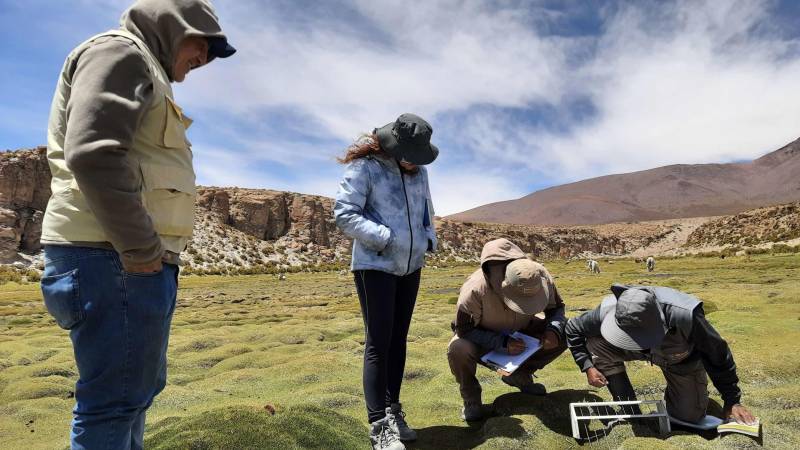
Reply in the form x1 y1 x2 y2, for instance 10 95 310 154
120 0 229 81
480 238 527 272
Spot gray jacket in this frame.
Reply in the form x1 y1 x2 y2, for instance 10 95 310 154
566 284 742 408
334 154 437 276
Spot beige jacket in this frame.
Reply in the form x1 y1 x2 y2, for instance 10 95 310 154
452 238 567 349
40 0 230 267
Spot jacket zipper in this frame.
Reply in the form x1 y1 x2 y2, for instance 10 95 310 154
399 162 413 275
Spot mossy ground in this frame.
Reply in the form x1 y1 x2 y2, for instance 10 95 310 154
1 254 798 449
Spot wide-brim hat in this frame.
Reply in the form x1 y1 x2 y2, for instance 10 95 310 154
375 113 439 165
501 259 551 315
600 289 666 351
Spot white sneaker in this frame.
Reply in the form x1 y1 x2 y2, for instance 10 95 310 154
369 413 405 450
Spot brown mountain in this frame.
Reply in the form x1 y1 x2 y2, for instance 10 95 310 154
449 138 800 226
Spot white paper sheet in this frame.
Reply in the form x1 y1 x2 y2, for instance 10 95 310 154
480 332 542 374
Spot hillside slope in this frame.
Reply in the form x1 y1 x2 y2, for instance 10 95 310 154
686 201 800 249
450 138 800 225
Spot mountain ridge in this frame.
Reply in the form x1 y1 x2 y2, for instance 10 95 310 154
449 138 800 225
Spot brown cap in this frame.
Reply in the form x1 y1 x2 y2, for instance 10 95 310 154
501 259 552 315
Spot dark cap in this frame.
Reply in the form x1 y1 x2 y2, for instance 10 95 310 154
207 36 236 60
600 288 666 351
374 113 439 165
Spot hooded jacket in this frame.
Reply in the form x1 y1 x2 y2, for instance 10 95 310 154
565 284 742 408
451 238 567 350
334 151 437 276
41 0 230 267
122 0 231 80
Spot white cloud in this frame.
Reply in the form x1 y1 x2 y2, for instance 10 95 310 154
530 0 800 179
193 142 523 216
179 0 800 213
175 0 577 210
192 145 283 190
179 0 573 138
46 0 800 213
192 144 342 197
426 167 528 216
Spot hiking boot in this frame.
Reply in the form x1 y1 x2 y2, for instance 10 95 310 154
461 401 485 422
389 403 417 442
501 371 546 395
369 414 405 450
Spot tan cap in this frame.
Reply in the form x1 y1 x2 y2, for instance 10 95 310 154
501 259 552 315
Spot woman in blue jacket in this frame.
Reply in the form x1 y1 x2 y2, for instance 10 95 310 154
334 113 438 450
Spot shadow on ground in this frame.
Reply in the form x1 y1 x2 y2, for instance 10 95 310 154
409 389 603 449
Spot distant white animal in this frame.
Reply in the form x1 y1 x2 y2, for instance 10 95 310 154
646 257 655 272
278 273 287 281
587 259 600 274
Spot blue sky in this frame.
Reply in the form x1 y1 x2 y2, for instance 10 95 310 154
2 0 800 215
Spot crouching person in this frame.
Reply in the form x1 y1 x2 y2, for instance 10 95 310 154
448 238 567 421
565 284 756 426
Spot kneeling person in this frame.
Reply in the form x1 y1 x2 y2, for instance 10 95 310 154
448 239 568 421
565 284 756 425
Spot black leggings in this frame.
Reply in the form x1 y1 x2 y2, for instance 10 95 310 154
354 269 421 423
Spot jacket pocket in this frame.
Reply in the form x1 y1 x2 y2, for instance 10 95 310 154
140 163 197 236
376 227 393 256
41 269 83 330
162 96 192 149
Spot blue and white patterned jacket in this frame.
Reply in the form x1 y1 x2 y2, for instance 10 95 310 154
334 154 437 276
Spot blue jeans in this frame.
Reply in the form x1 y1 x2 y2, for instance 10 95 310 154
41 246 178 450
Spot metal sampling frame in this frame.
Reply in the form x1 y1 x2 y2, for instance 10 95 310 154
569 399 671 440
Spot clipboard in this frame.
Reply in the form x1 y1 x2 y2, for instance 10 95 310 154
481 332 542 376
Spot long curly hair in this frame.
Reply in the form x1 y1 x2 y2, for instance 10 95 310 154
337 133 388 164
337 133 419 174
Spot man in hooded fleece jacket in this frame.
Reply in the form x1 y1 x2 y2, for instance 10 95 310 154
39 1 235 448
448 239 568 421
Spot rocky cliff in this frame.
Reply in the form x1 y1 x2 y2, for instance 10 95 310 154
0 148 353 270
185 187 351 272
434 219 674 261
0 147 51 261
0 147 697 272
197 187 341 248
685 202 800 249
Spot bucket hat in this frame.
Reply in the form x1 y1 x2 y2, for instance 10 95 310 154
375 113 439 165
600 288 667 351
500 259 552 315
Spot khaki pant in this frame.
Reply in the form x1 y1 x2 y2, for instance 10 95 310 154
586 337 709 423
447 318 567 404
